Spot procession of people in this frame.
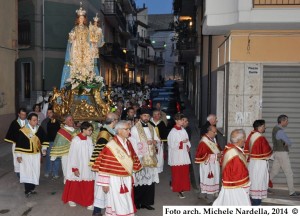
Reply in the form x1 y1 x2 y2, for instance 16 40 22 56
3 3 299 216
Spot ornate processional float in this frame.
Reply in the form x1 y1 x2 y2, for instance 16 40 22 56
51 2 111 122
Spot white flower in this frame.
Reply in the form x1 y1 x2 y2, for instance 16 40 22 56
66 70 104 89
72 82 79 89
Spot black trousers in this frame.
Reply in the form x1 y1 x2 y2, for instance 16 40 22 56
134 183 155 206
24 183 35 194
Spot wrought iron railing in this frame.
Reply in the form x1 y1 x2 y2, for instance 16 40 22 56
103 0 127 29
137 57 147 65
177 39 196 50
18 19 31 46
155 57 165 65
253 0 300 6
138 36 152 46
100 43 126 61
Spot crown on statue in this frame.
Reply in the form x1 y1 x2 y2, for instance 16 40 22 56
93 13 99 22
76 2 86 16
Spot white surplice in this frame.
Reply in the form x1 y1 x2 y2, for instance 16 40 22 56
65 136 95 181
167 127 191 166
213 183 251 206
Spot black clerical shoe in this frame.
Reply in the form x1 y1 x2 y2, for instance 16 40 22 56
141 204 155 210
178 192 185 199
136 204 141 209
25 191 32 198
290 192 300 197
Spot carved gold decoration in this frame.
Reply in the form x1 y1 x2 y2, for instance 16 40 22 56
51 87 110 122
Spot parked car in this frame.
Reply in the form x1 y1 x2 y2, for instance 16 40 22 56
164 80 176 87
150 89 172 99
157 92 176 99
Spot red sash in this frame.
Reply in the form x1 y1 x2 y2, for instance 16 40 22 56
58 128 73 142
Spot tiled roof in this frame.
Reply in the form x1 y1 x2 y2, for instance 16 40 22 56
148 14 173 31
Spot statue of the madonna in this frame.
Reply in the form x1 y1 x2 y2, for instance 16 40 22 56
60 3 105 89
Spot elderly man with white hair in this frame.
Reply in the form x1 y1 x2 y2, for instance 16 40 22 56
213 129 251 206
50 114 78 183
94 120 142 216
200 114 218 137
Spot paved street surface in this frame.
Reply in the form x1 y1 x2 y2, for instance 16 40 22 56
0 90 299 216
0 141 203 216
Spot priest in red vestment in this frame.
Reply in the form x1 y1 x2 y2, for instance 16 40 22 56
213 129 251 206
244 119 272 205
195 125 222 202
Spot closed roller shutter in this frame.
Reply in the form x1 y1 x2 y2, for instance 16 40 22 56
262 66 300 184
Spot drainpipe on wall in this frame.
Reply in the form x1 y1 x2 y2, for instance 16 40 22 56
15 0 19 112
42 0 45 91
207 35 212 114
198 1 204 128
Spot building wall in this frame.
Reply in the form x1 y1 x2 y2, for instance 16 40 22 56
0 0 18 139
203 0 300 35
212 30 300 139
227 62 262 137
137 9 148 29
165 32 178 80
197 1 300 183
200 29 300 147
230 30 300 62
199 35 225 125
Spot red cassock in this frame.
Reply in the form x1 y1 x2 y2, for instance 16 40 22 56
195 135 222 163
221 144 250 188
94 137 142 213
61 134 95 207
244 130 273 160
93 137 142 176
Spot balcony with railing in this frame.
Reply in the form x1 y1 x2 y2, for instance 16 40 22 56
136 57 146 65
18 19 31 48
155 56 165 65
177 41 196 50
203 0 300 35
144 55 155 65
128 22 137 36
126 50 135 64
100 42 126 64
103 0 127 31
253 0 300 7
121 0 136 13
173 0 195 16
138 36 152 47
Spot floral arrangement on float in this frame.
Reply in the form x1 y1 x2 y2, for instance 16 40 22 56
65 71 104 92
